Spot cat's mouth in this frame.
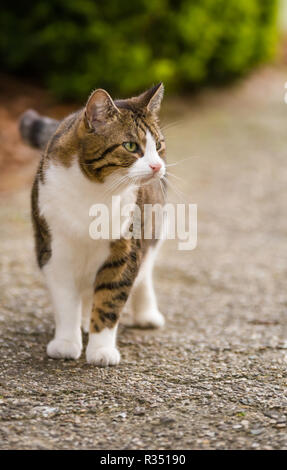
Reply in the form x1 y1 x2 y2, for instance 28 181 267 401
127 165 166 186
137 172 164 185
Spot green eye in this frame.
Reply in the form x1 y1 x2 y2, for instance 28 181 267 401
123 142 138 153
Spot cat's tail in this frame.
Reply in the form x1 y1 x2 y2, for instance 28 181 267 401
19 110 60 150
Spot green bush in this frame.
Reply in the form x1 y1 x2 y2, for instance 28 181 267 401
0 0 279 100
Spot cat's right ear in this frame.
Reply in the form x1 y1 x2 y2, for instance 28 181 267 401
85 89 120 131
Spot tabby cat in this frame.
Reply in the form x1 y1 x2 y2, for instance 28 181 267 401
19 83 166 366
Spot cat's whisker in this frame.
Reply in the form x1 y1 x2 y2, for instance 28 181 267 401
159 178 167 200
140 179 158 187
102 178 126 196
102 175 131 197
160 119 185 132
109 177 131 195
165 171 186 184
131 171 167 188
162 176 190 204
165 155 199 168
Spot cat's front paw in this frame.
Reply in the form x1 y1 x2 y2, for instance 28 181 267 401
86 346 121 366
133 309 165 329
47 339 82 360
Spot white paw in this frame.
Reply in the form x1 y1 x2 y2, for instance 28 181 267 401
47 339 82 360
86 346 121 366
134 309 165 329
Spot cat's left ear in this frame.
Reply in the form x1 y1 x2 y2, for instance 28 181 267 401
85 89 120 130
136 82 164 114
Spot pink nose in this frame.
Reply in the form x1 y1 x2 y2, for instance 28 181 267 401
149 163 162 173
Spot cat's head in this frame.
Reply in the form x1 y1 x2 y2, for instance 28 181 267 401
79 83 166 185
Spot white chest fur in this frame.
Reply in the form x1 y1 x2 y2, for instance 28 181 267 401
38 159 136 287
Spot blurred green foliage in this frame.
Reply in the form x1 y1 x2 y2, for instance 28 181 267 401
0 0 279 100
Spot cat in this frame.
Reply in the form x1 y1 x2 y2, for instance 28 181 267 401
19 83 166 366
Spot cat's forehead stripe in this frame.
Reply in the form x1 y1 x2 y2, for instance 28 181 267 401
135 114 158 141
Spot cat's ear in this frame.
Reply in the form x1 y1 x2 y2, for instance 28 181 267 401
135 82 164 114
85 89 120 129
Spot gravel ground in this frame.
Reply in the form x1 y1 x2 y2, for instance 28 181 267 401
0 68 287 450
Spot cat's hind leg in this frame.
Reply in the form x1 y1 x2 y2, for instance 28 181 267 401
44 255 82 360
129 245 165 329
81 288 93 334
